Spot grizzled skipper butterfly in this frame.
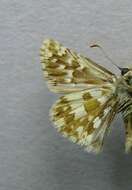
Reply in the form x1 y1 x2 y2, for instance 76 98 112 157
40 39 132 153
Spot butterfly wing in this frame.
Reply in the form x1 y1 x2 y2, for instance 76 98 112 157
40 39 117 93
40 39 118 153
51 88 118 153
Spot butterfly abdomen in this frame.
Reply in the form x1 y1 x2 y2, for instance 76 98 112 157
123 113 132 152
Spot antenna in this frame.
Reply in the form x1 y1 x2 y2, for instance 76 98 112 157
90 44 122 71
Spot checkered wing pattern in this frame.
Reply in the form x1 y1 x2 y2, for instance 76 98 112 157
40 39 116 93
40 39 118 153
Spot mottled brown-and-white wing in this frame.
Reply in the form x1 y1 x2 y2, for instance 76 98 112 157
40 39 117 93
40 39 118 152
51 87 119 153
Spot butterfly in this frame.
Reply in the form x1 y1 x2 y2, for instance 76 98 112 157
40 39 132 153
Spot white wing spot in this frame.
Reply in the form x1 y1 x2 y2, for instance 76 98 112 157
55 118 64 127
99 96 107 104
69 136 77 143
71 106 86 118
66 91 83 101
103 107 111 116
89 89 102 98
93 117 101 128
84 134 93 145
76 126 84 135
65 78 71 82
58 64 65 69
67 70 73 78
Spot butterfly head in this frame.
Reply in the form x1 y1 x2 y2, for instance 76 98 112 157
121 68 132 88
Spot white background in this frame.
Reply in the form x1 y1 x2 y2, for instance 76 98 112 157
0 0 132 189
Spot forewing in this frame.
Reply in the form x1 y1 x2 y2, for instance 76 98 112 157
50 87 118 153
40 39 117 93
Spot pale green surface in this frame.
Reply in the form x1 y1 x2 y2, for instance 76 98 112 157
0 0 132 190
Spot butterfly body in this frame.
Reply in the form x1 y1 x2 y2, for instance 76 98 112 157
40 39 132 153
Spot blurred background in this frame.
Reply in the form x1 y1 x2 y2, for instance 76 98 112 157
0 0 132 189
